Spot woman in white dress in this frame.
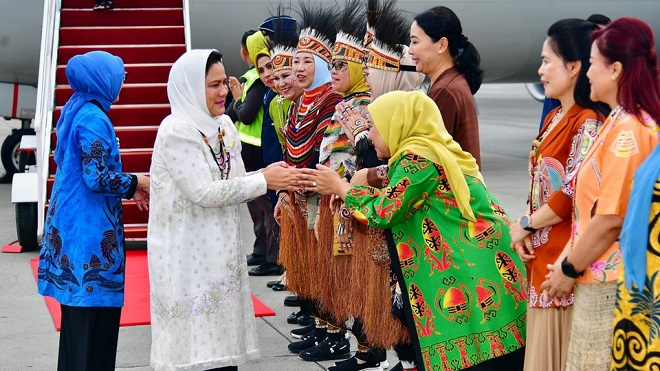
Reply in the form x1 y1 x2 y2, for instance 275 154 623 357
147 49 298 371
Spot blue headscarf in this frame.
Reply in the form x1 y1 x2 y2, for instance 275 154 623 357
54 51 124 164
305 55 331 91
620 133 660 292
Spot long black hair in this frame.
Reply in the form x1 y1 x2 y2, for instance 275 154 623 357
547 18 610 117
414 6 483 94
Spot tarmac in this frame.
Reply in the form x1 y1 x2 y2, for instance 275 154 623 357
0 83 540 370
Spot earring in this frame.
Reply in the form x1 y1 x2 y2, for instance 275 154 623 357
611 75 616 80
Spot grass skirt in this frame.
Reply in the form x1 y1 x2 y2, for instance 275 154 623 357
348 222 409 347
278 192 319 300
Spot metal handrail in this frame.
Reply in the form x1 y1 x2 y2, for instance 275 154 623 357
183 0 191 51
34 0 61 238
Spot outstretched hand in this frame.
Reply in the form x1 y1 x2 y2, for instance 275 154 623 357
263 162 299 191
298 164 351 199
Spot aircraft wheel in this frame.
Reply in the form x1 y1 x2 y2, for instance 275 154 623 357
1 128 36 178
16 202 39 251
525 83 546 102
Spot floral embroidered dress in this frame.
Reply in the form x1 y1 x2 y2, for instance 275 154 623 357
526 105 602 308
345 153 528 370
148 115 266 370
148 50 267 370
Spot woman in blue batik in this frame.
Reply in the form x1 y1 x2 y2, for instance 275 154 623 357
37 51 150 371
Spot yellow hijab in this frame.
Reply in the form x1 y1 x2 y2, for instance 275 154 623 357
367 90 482 221
345 60 369 96
246 32 270 66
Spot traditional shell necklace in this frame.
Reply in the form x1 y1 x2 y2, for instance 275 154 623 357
199 127 231 180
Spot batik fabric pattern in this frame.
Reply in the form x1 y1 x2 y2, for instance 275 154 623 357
611 177 660 370
572 110 659 285
527 105 602 308
38 102 133 308
344 152 527 370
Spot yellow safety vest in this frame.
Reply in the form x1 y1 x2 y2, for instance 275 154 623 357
235 68 263 147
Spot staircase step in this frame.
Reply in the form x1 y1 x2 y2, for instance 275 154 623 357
61 9 183 27
51 126 158 151
54 104 170 127
125 225 148 239
58 44 186 65
122 202 150 224
57 63 172 85
62 0 183 9
49 151 152 175
55 84 168 106
60 26 185 46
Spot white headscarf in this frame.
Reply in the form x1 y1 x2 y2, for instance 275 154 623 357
166 49 224 139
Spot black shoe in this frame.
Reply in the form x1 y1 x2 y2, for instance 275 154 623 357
299 337 351 361
272 282 286 291
266 280 281 288
297 314 314 326
246 253 266 266
288 333 324 353
328 356 384 371
284 295 299 307
248 262 284 276
287 311 304 324
364 347 388 369
290 322 315 338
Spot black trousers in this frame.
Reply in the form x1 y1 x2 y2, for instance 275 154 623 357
247 193 279 263
58 304 122 371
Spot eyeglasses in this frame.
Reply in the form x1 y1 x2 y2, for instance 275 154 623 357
123 71 128 82
328 61 348 71
223 80 231 89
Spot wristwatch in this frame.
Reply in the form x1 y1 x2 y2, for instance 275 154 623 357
520 215 537 233
561 257 584 278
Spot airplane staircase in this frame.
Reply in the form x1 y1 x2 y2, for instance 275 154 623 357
46 0 188 240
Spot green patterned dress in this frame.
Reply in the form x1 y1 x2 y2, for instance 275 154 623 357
344 152 528 370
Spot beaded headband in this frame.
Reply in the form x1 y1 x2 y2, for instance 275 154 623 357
332 32 365 63
297 28 333 63
366 39 401 71
363 25 375 51
270 45 296 72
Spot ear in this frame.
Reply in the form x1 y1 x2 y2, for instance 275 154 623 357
610 61 623 80
436 37 449 54
567 60 582 79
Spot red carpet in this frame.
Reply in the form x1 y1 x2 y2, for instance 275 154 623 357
30 250 275 331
